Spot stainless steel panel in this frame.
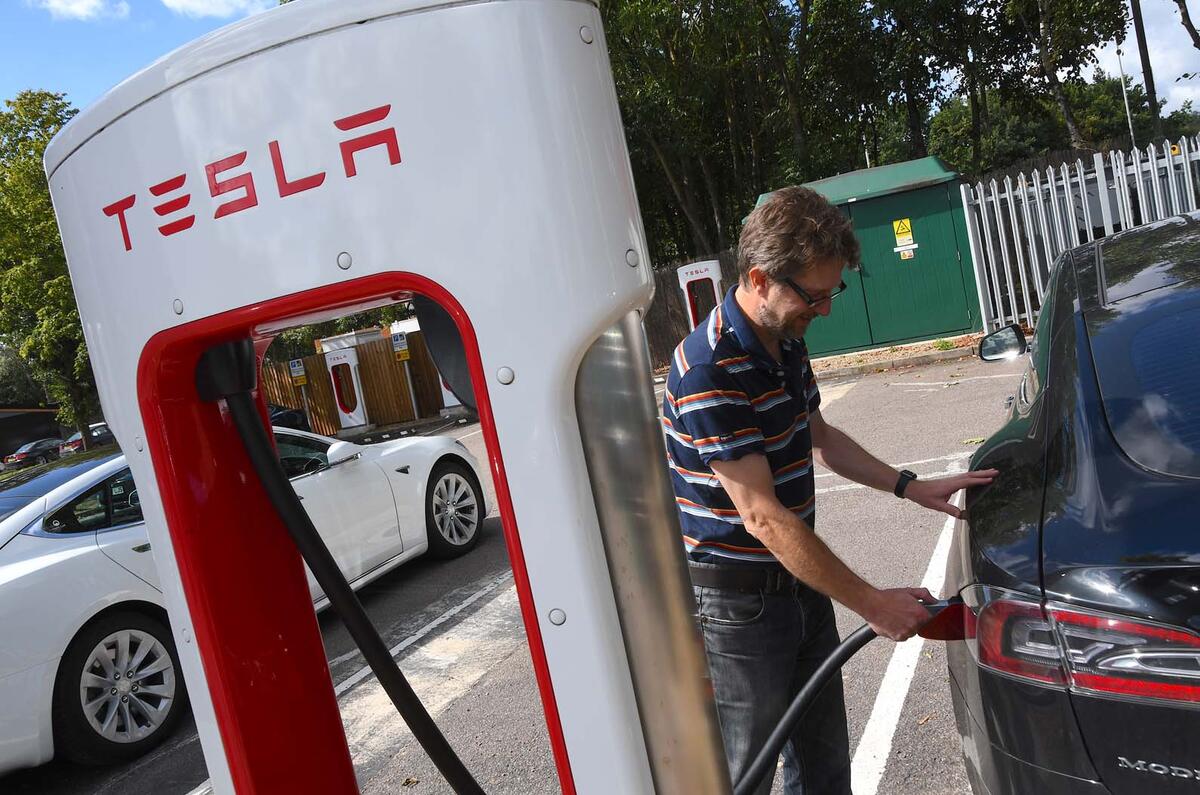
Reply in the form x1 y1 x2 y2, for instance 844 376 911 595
575 311 731 795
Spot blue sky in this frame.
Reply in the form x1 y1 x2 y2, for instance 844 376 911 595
1 0 1198 118
1 0 275 111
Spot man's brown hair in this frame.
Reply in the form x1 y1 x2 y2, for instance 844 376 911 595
736 186 860 283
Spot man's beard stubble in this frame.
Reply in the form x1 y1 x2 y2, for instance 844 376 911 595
756 302 814 341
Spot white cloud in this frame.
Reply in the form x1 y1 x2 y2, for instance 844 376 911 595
28 0 130 20
159 0 275 18
1092 1 1200 113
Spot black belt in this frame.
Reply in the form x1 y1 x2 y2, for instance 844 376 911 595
688 562 796 594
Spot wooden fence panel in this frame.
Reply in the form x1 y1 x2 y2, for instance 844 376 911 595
404 331 445 417
358 338 418 426
259 355 341 437
299 352 340 436
260 361 302 409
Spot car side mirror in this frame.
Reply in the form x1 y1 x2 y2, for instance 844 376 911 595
979 324 1027 362
326 441 362 467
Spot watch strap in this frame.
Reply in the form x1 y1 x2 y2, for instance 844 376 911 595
894 469 918 498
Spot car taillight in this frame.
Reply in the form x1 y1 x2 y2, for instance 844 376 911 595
958 586 1200 704
974 594 1068 685
1047 607 1200 703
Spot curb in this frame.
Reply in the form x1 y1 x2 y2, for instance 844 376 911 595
813 347 974 381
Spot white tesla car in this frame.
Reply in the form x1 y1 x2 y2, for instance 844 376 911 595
0 427 485 776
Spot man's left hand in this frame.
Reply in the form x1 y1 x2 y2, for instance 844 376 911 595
904 469 999 518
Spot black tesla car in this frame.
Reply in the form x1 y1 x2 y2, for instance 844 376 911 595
945 211 1200 794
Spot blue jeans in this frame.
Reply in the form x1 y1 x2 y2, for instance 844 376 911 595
694 578 852 795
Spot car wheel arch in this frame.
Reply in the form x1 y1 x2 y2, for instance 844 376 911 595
54 599 172 680
425 454 482 502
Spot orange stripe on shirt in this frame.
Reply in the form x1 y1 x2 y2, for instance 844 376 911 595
716 355 751 367
786 495 815 513
675 389 749 406
682 535 773 554
764 414 807 445
660 417 693 441
675 498 741 517
774 458 812 476
692 427 761 447
751 388 786 405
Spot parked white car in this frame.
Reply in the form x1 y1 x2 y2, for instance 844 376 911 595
0 427 485 776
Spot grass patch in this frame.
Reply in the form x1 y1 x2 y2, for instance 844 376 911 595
932 339 956 351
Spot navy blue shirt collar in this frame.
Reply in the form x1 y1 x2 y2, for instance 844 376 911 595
720 286 799 372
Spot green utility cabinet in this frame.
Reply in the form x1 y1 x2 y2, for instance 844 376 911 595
756 157 983 357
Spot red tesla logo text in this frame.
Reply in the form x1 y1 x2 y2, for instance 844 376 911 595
101 104 401 252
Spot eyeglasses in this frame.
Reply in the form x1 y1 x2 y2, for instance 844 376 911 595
780 277 847 308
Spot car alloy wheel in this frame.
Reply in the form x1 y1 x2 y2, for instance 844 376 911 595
432 471 479 546
425 461 483 559
80 628 178 744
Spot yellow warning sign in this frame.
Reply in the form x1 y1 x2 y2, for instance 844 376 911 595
893 218 914 248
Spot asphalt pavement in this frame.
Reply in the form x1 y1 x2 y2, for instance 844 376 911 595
1 353 1024 794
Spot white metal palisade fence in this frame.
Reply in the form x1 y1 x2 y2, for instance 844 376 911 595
960 134 1200 331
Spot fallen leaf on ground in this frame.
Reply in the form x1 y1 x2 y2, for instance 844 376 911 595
402 778 420 788
962 437 985 445
917 713 936 726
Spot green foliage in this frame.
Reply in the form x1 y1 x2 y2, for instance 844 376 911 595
265 304 414 363
0 346 44 407
929 74 1200 177
0 90 99 433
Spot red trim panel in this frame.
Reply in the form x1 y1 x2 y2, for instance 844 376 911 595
136 273 574 793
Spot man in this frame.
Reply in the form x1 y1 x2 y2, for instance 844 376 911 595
663 186 996 793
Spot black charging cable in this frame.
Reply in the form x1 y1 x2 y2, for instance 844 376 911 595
197 339 484 795
733 600 959 795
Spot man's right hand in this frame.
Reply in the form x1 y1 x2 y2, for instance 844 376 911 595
863 587 935 641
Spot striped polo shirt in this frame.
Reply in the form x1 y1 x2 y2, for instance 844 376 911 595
663 287 821 567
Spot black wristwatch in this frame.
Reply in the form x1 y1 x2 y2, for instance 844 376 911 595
894 469 918 498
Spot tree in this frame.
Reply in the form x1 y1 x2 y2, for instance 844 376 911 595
0 90 101 442
1004 0 1127 149
0 346 45 407
265 304 412 363
1128 0 1163 140
1171 0 1200 54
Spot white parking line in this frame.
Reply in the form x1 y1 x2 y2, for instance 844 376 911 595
815 452 973 479
454 427 483 441
816 467 965 495
849 465 965 795
186 571 514 795
334 571 512 697
887 373 1020 387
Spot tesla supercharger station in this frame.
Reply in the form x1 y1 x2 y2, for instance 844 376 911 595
323 346 369 429
44 1 729 793
677 260 723 331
